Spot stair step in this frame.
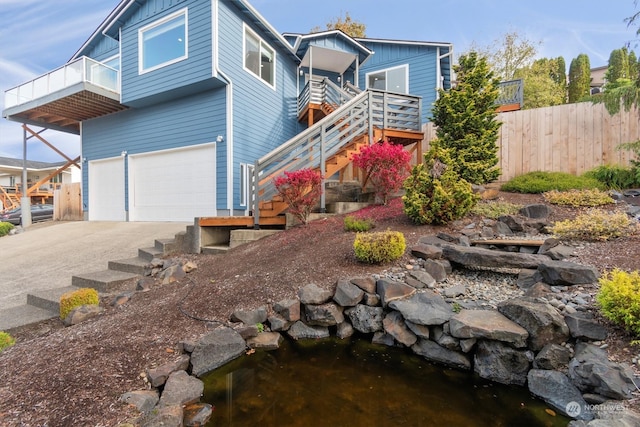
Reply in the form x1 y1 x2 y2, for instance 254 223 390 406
27 286 80 313
201 245 230 255
108 257 151 276
155 238 177 253
72 270 139 293
0 304 58 331
139 246 163 262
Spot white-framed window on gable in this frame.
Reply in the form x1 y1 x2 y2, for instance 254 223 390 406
366 64 409 94
244 25 275 88
139 8 188 74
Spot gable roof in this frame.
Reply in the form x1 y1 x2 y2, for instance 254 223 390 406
72 0 299 62
355 37 453 49
0 157 67 171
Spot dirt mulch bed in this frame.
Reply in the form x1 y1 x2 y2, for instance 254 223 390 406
1 192 639 426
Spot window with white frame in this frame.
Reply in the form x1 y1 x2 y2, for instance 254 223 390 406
139 9 188 73
244 26 275 88
366 65 409 94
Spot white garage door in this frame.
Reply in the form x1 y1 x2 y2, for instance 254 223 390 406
128 144 216 222
88 157 126 221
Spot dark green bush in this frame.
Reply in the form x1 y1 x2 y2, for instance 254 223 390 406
583 165 640 189
0 222 14 237
500 171 605 193
403 143 477 224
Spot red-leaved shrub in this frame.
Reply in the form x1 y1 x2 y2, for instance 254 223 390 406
273 169 323 225
351 140 411 205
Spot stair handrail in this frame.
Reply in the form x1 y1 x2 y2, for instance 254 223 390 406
343 81 362 96
253 89 422 227
297 77 355 117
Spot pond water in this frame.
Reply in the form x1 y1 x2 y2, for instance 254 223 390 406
200 336 569 427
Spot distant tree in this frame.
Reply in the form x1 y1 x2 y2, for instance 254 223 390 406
551 56 568 87
604 48 631 91
514 57 567 108
431 52 502 184
629 50 639 81
469 30 541 81
568 54 591 103
310 12 366 38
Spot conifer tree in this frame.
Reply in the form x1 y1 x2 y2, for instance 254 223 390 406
430 52 502 184
568 54 591 102
605 48 631 91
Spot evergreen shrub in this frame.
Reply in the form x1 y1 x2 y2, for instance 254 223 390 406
60 288 99 320
353 230 406 264
597 269 640 337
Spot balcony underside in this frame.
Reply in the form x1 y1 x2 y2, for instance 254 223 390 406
3 82 127 135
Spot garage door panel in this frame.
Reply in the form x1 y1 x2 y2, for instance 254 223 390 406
129 144 216 222
88 157 125 221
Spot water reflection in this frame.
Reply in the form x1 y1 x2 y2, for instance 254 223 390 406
201 336 568 427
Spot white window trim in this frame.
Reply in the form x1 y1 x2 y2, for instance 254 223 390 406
243 24 276 90
138 8 189 75
365 64 409 94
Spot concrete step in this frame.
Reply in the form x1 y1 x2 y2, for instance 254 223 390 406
155 238 177 254
201 245 230 255
0 304 58 331
139 246 163 262
27 286 80 313
72 270 139 293
108 257 151 276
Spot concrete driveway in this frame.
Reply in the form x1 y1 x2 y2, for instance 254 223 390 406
0 221 189 311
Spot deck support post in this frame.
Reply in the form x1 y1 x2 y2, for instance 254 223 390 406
319 123 326 213
20 127 32 227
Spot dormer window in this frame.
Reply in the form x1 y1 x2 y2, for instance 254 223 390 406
244 25 275 89
139 9 188 74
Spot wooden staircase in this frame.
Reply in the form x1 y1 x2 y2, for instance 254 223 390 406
0 187 20 211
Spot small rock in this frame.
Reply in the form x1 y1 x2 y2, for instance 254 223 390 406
120 390 159 414
336 321 354 339
183 403 214 427
136 277 154 292
246 332 283 350
231 306 268 325
298 283 332 305
63 304 103 327
273 299 300 322
286 321 330 340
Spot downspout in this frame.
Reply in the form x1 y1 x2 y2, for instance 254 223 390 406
437 47 454 94
213 0 233 214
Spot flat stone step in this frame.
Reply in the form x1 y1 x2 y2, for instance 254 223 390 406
470 239 546 247
201 245 230 255
108 257 150 275
0 304 58 331
139 246 163 262
72 270 139 293
27 286 80 313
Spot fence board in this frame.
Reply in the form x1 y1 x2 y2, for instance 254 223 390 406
421 102 638 181
53 183 82 221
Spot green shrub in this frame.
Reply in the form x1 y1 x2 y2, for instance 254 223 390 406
543 189 614 207
597 269 640 337
500 171 605 193
583 165 639 189
550 209 635 241
344 215 374 232
0 331 15 352
353 230 406 264
60 288 99 320
0 222 14 237
471 200 523 219
403 143 477 225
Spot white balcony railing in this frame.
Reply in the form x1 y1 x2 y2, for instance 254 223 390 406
4 56 119 109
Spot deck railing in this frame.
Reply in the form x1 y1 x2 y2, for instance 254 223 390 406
253 89 421 226
4 56 119 109
496 79 523 109
297 77 355 116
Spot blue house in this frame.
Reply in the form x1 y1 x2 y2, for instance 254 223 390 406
3 0 453 225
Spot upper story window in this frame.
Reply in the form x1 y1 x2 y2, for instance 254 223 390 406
244 25 275 88
139 9 188 74
367 64 409 94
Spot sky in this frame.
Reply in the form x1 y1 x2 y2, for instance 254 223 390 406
0 0 638 162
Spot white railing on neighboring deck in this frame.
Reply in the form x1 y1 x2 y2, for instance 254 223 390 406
496 79 523 109
4 56 119 109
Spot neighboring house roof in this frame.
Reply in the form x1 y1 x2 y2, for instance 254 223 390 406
0 157 67 172
72 0 300 63
590 65 608 88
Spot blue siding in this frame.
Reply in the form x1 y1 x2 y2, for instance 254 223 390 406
82 89 227 210
120 0 218 107
218 1 301 210
85 35 119 62
359 41 439 121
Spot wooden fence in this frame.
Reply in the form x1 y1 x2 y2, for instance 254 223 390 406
53 183 83 221
421 102 639 182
